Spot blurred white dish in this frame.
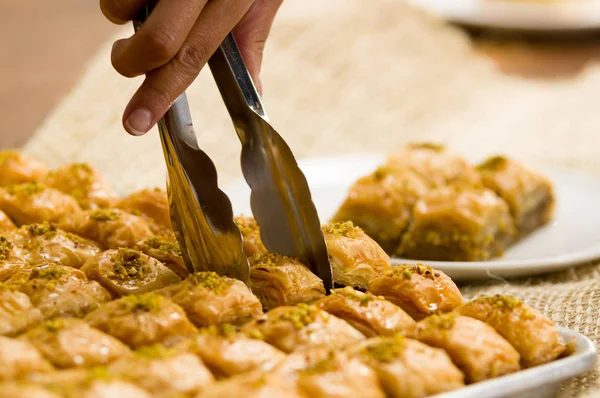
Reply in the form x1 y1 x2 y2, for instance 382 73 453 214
225 153 600 281
406 0 600 31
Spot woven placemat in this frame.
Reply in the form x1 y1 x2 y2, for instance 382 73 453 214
22 0 600 396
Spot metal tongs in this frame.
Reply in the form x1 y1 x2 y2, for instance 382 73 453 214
134 4 333 292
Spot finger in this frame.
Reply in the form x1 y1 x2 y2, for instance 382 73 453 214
111 0 208 78
100 0 146 25
233 0 283 94
123 0 256 136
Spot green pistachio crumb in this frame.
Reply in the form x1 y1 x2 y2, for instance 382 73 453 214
362 335 405 363
5 183 45 196
110 248 150 280
276 304 317 329
27 222 58 238
122 293 162 312
322 221 359 238
187 271 229 294
90 209 120 222
0 236 13 260
141 236 182 256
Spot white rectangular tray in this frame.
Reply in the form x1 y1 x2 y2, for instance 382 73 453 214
435 327 596 398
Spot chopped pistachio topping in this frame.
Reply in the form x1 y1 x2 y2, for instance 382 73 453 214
136 343 178 359
362 335 405 363
200 323 238 338
301 353 339 375
0 282 20 291
247 328 265 340
142 236 182 256
0 151 18 164
5 182 45 196
85 366 113 382
108 248 151 280
479 294 523 311
0 236 13 260
31 266 66 279
408 142 445 152
122 293 162 312
251 252 289 267
27 222 58 238
42 319 66 333
64 232 94 248
335 286 375 307
420 312 458 331
478 156 508 171
322 221 358 238
187 271 229 294
234 215 260 236
275 303 317 329
90 209 120 222
385 264 439 280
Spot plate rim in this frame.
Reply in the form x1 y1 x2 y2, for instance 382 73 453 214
406 0 600 31
224 152 600 280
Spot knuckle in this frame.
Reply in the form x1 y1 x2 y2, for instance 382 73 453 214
174 43 209 76
145 28 179 63
143 85 173 111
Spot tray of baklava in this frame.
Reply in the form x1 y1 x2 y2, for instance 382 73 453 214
0 150 596 397
226 143 600 281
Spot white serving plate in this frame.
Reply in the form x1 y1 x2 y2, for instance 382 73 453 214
224 153 600 281
406 0 600 32
437 327 596 398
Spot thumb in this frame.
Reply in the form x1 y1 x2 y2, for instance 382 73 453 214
233 0 283 95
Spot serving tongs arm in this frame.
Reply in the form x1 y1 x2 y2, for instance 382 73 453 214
133 5 249 282
208 34 333 291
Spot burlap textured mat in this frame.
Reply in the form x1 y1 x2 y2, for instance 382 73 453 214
22 0 600 396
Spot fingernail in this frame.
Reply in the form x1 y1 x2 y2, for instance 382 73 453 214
125 108 153 136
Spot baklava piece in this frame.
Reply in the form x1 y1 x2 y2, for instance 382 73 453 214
0 382 62 398
30 369 153 398
242 304 365 353
199 369 305 398
116 188 172 234
385 142 481 188
20 318 130 369
135 234 188 279
58 208 154 250
397 185 516 261
322 221 392 289
84 293 197 348
315 287 415 337
155 271 262 327
0 236 30 281
273 348 385 398
0 151 47 186
477 156 555 236
412 313 520 383
44 163 118 210
6 263 111 319
6 222 100 269
81 248 181 298
234 215 268 257
331 166 429 252
346 335 464 398
248 253 325 310
173 324 286 378
0 335 53 381
456 295 566 367
0 283 43 336
0 209 16 232
107 343 214 396
0 183 81 226
368 264 463 320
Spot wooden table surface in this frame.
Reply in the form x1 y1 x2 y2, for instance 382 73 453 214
2 2 600 149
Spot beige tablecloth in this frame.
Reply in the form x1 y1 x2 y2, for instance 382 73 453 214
23 0 600 396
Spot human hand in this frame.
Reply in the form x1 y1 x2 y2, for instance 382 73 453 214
100 0 283 136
